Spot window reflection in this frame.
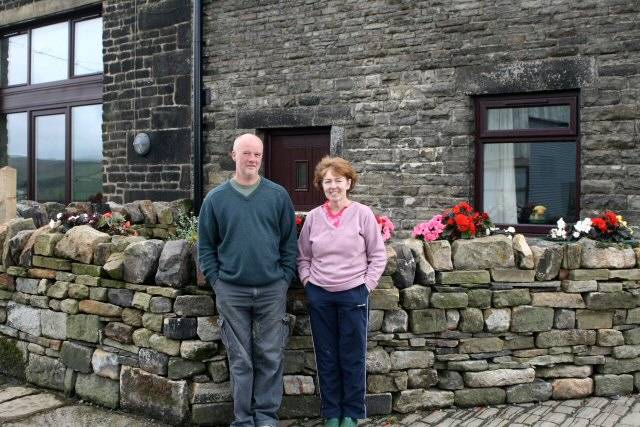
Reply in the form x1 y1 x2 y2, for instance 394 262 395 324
31 22 69 84
1 113 28 200
74 17 103 76
487 106 570 130
35 114 66 202
0 34 28 86
483 142 577 225
72 104 103 201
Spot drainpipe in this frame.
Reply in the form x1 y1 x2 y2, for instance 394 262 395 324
192 0 203 214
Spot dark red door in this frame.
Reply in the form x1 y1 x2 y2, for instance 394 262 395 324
265 128 330 211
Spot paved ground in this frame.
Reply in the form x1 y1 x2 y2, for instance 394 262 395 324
1 373 640 426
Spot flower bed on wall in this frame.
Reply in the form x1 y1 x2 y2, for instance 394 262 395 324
0 201 639 423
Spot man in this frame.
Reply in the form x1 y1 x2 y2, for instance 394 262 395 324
198 133 297 427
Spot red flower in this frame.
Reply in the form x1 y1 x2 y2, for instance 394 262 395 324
469 221 477 236
448 217 455 226
295 216 302 226
455 214 471 232
592 218 607 233
103 212 112 219
604 211 618 227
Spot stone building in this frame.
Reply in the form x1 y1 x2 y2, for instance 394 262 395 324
1 0 639 234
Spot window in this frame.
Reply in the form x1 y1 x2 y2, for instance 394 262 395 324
0 12 102 203
475 92 579 233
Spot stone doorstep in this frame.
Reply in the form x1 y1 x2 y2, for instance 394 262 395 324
0 391 67 422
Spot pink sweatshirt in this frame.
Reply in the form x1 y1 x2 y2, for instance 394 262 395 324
297 201 387 292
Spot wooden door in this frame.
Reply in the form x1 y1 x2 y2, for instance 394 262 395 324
265 128 330 211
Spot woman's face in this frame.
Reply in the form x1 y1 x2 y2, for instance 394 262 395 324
322 169 351 204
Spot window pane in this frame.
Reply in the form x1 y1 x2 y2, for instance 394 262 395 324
1 112 28 200
483 142 577 225
74 17 103 76
487 106 570 130
31 22 69 84
35 114 66 202
0 34 28 86
72 104 102 201
295 161 308 190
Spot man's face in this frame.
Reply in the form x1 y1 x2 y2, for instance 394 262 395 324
232 137 263 181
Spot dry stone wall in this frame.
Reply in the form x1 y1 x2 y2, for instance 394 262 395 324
0 217 639 424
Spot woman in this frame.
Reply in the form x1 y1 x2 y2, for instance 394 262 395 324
297 156 387 427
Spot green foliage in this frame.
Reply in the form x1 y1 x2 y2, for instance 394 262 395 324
172 207 199 244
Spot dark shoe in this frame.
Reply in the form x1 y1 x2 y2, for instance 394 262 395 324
340 417 358 427
324 418 340 427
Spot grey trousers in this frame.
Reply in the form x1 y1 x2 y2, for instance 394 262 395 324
214 279 289 427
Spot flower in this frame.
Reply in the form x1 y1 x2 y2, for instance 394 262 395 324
591 217 607 233
375 215 395 242
440 202 493 241
506 226 515 234
49 219 56 229
412 214 446 241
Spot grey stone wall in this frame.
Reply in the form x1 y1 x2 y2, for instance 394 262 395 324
101 0 193 203
201 0 640 232
2 217 640 422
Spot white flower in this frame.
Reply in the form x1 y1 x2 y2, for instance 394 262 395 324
506 226 515 234
49 220 56 229
573 218 592 234
556 218 566 231
486 229 491 236
56 213 63 220
573 231 580 238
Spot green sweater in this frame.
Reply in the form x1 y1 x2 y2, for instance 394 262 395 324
198 177 297 287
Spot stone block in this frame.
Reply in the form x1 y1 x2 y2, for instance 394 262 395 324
366 347 391 374
120 366 189 425
399 285 430 309
75 373 119 408
610 269 640 280
164 317 198 340
107 288 134 307
561 280 598 293
423 240 453 271
451 235 515 270
464 368 535 387
447 360 488 372
33 233 64 256
569 269 610 281
563 243 582 270
624 328 640 345
580 238 636 269
613 345 640 359
155 239 191 288
627 308 640 324
484 308 510 333
431 292 468 309
71 263 102 277
491 268 536 282
149 334 181 356
103 252 124 280
123 240 165 284
437 270 490 285
192 381 233 403
458 337 503 353
191 402 234 426
142 313 163 332
168 357 206 380
67 314 102 343
407 368 438 389
510 306 554 333
61 341 94 373
467 289 492 308
394 389 453 412
454 387 505 407
403 239 435 285
552 378 593 399
382 309 408 333
598 357 640 374
576 309 613 329
513 234 534 269
531 244 562 281
132 292 152 311
180 340 217 361
79 300 122 317
104 322 134 343
586 291 636 310
41 310 67 340
174 295 215 316
460 308 484 333
7 302 41 336
505 379 554 405
368 372 408 393
409 309 446 333
437 370 464 390
554 309 575 329
536 330 596 348
597 329 624 346
25 354 65 391
92 348 120 380
536 365 592 378
390 350 434 370
149 296 173 313
493 289 531 307
369 288 400 310
594 374 634 396
283 375 315 395
197 316 220 341
54 225 109 264
390 244 416 289
139 348 169 376
531 292 585 308
67 283 89 299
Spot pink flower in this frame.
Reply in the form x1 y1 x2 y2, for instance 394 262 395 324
412 215 445 241
375 215 395 242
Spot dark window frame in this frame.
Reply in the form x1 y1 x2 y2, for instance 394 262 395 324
0 8 102 204
474 91 581 235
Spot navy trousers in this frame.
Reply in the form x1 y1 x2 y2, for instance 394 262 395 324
305 283 368 419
